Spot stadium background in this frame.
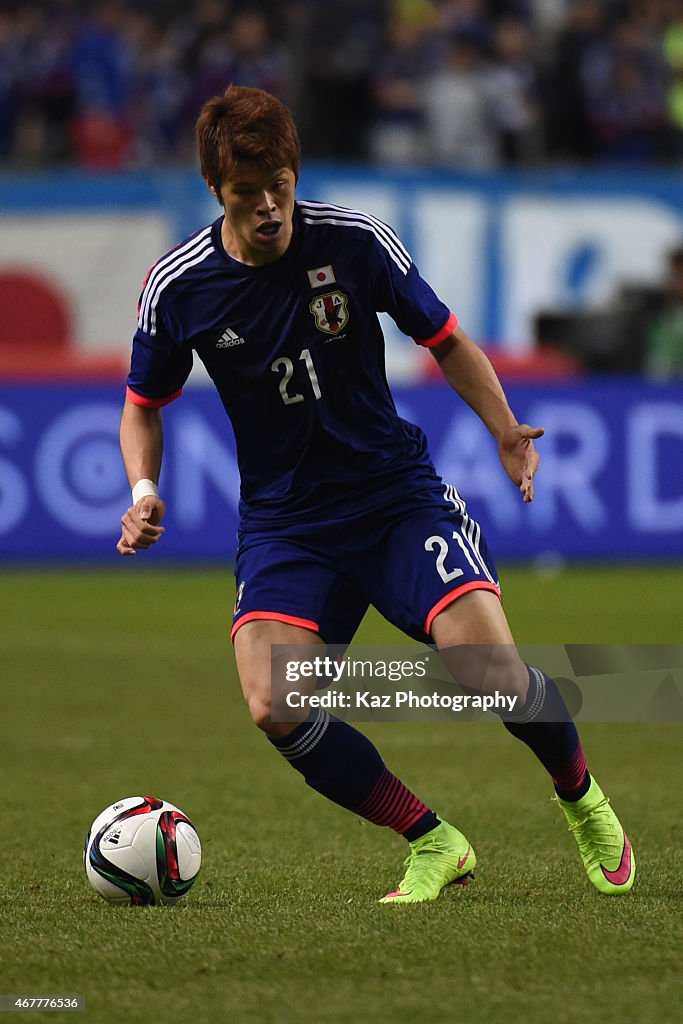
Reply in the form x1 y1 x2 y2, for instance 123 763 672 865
1 3 681 1024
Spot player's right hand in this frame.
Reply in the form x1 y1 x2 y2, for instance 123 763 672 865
117 496 167 556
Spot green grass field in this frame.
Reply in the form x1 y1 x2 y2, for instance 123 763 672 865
1 567 681 1024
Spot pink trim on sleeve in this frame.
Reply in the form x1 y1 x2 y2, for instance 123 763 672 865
414 311 459 348
126 386 182 409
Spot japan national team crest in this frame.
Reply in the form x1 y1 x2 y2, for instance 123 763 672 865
309 291 349 335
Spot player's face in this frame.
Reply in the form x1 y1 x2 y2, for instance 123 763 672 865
217 166 296 266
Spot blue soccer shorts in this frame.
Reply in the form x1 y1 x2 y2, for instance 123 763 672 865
231 485 500 645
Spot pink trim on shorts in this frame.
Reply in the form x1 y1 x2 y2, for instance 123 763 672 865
231 611 320 643
414 311 459 348
424 581 501 635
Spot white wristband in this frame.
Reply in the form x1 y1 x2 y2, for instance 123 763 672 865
132 479 159 505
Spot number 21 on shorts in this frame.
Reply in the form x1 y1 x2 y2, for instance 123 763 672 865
425 532 481 583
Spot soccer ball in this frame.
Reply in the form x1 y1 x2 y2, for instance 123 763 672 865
84 796 201 906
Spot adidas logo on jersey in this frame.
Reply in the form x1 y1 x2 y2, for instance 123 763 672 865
216 327 245 348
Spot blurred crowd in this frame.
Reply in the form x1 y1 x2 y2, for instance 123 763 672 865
2 0 683 169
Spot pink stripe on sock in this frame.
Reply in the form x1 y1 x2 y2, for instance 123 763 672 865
552 745 587 792
358 772 390 817
355 769 430 834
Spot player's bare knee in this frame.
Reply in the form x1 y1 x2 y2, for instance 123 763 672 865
246 693 301 739
246 692 276 731
440 644 528 700
486 660 529 702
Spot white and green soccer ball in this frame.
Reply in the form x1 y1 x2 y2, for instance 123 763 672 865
84 796 201 906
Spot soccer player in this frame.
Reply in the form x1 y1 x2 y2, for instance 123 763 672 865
118 86 635 902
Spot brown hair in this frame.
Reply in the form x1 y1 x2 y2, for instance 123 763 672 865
196 85 300 197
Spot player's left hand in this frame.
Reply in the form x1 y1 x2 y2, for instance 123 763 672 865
498 423 544 502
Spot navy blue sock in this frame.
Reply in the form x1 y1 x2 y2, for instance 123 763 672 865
270 711 438 838
503 666 591 801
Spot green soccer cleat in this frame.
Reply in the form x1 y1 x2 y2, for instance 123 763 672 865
557 777 635 895
379 820 476 904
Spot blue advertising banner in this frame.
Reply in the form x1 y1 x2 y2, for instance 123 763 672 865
0 380 681 563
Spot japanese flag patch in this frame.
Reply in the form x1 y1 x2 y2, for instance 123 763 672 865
307 265 336 288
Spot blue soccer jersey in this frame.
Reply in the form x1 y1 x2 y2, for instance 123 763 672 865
127 200 458 527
